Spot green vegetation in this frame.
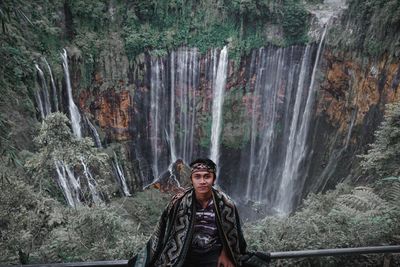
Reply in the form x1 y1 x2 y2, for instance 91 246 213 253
121 0 310 61
25 113 111 203
329 0 400 57
0 112 169 264
245 184 400 266
281 0 309 45
222 87 251 149
0 176 166 264
360 101 400 177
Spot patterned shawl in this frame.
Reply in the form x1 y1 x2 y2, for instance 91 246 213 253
129 188 247 267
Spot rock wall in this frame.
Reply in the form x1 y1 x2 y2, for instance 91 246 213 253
68 32 400 208
305 51 400 196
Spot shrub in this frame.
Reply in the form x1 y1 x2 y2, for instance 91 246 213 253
244 184 400 266
359 101 400 177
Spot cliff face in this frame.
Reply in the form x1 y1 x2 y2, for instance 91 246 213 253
80 89 132 141
28 0 398 211
305 51 400 195
71 44 400 207
318 52 400 131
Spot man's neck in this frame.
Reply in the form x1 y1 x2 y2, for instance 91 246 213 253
195 191 212 209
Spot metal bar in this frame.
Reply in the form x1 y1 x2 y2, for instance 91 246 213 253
1 246 400 266
0 260 128 267
270 245 400 259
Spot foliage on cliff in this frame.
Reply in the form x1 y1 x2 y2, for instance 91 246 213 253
0 176 165 264
360 101 400 177
0 112 168 265
0 159 166 264
0 0 65 164
329 0 400 57
121 0 310 60
25 113 112 203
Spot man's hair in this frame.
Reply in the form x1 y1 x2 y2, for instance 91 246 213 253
189 158 217 176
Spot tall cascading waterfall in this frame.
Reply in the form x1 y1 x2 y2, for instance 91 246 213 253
238 43 322 214
209 46 228 172
170 51 177 163
274 27 328 214
112 153 131 196
61 49 82 139
86 116 102 148
47 49 102 205
34 50 127 204
34 64 52 119
54 160 81 207
149 57 168 179
273 45 313 214
43 57 59 112
171 48 199 164
245 47 292 201
80 157 102 204
149 48 199 180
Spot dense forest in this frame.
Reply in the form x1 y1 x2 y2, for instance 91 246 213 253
1 0 400 266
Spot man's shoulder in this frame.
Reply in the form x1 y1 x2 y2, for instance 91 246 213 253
169 188 193 206
212 187 236 207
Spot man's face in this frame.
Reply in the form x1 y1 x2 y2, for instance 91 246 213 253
191 171 214 195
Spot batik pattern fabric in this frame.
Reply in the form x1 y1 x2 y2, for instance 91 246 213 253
128 188 247 267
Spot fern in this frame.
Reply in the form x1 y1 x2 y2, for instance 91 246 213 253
385 181 400 210
245 183 400 266
335 186 388 215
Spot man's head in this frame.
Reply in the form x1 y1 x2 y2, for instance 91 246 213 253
190 158 217 180
189 158 217 196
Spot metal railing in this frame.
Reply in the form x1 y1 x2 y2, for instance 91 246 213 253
2 245 400 267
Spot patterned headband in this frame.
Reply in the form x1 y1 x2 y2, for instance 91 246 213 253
191 163 216 174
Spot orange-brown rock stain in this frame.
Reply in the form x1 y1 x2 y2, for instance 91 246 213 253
98 90 131 141
80 89 133 141
318 51 400 136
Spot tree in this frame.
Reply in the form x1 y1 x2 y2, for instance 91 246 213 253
360 101 400 177
25 112 111 205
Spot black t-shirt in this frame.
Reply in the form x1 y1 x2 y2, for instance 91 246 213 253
190 198 222 254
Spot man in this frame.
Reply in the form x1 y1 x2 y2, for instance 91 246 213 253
129 158 247 267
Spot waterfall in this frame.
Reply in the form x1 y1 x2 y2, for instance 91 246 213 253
43 57 59 112
34 64 51 118
113 153 131 196
239 43 327 213
316 107 358 192
210 46 228 172
245 48 286 200
34 89 45 120
150 57 164 179
275 26 328 214
148 47 199 181
61 49 82 139
170 51 177 163
173 48 199 164
86 117 102 148
80 157 102 204
54 160 81 207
